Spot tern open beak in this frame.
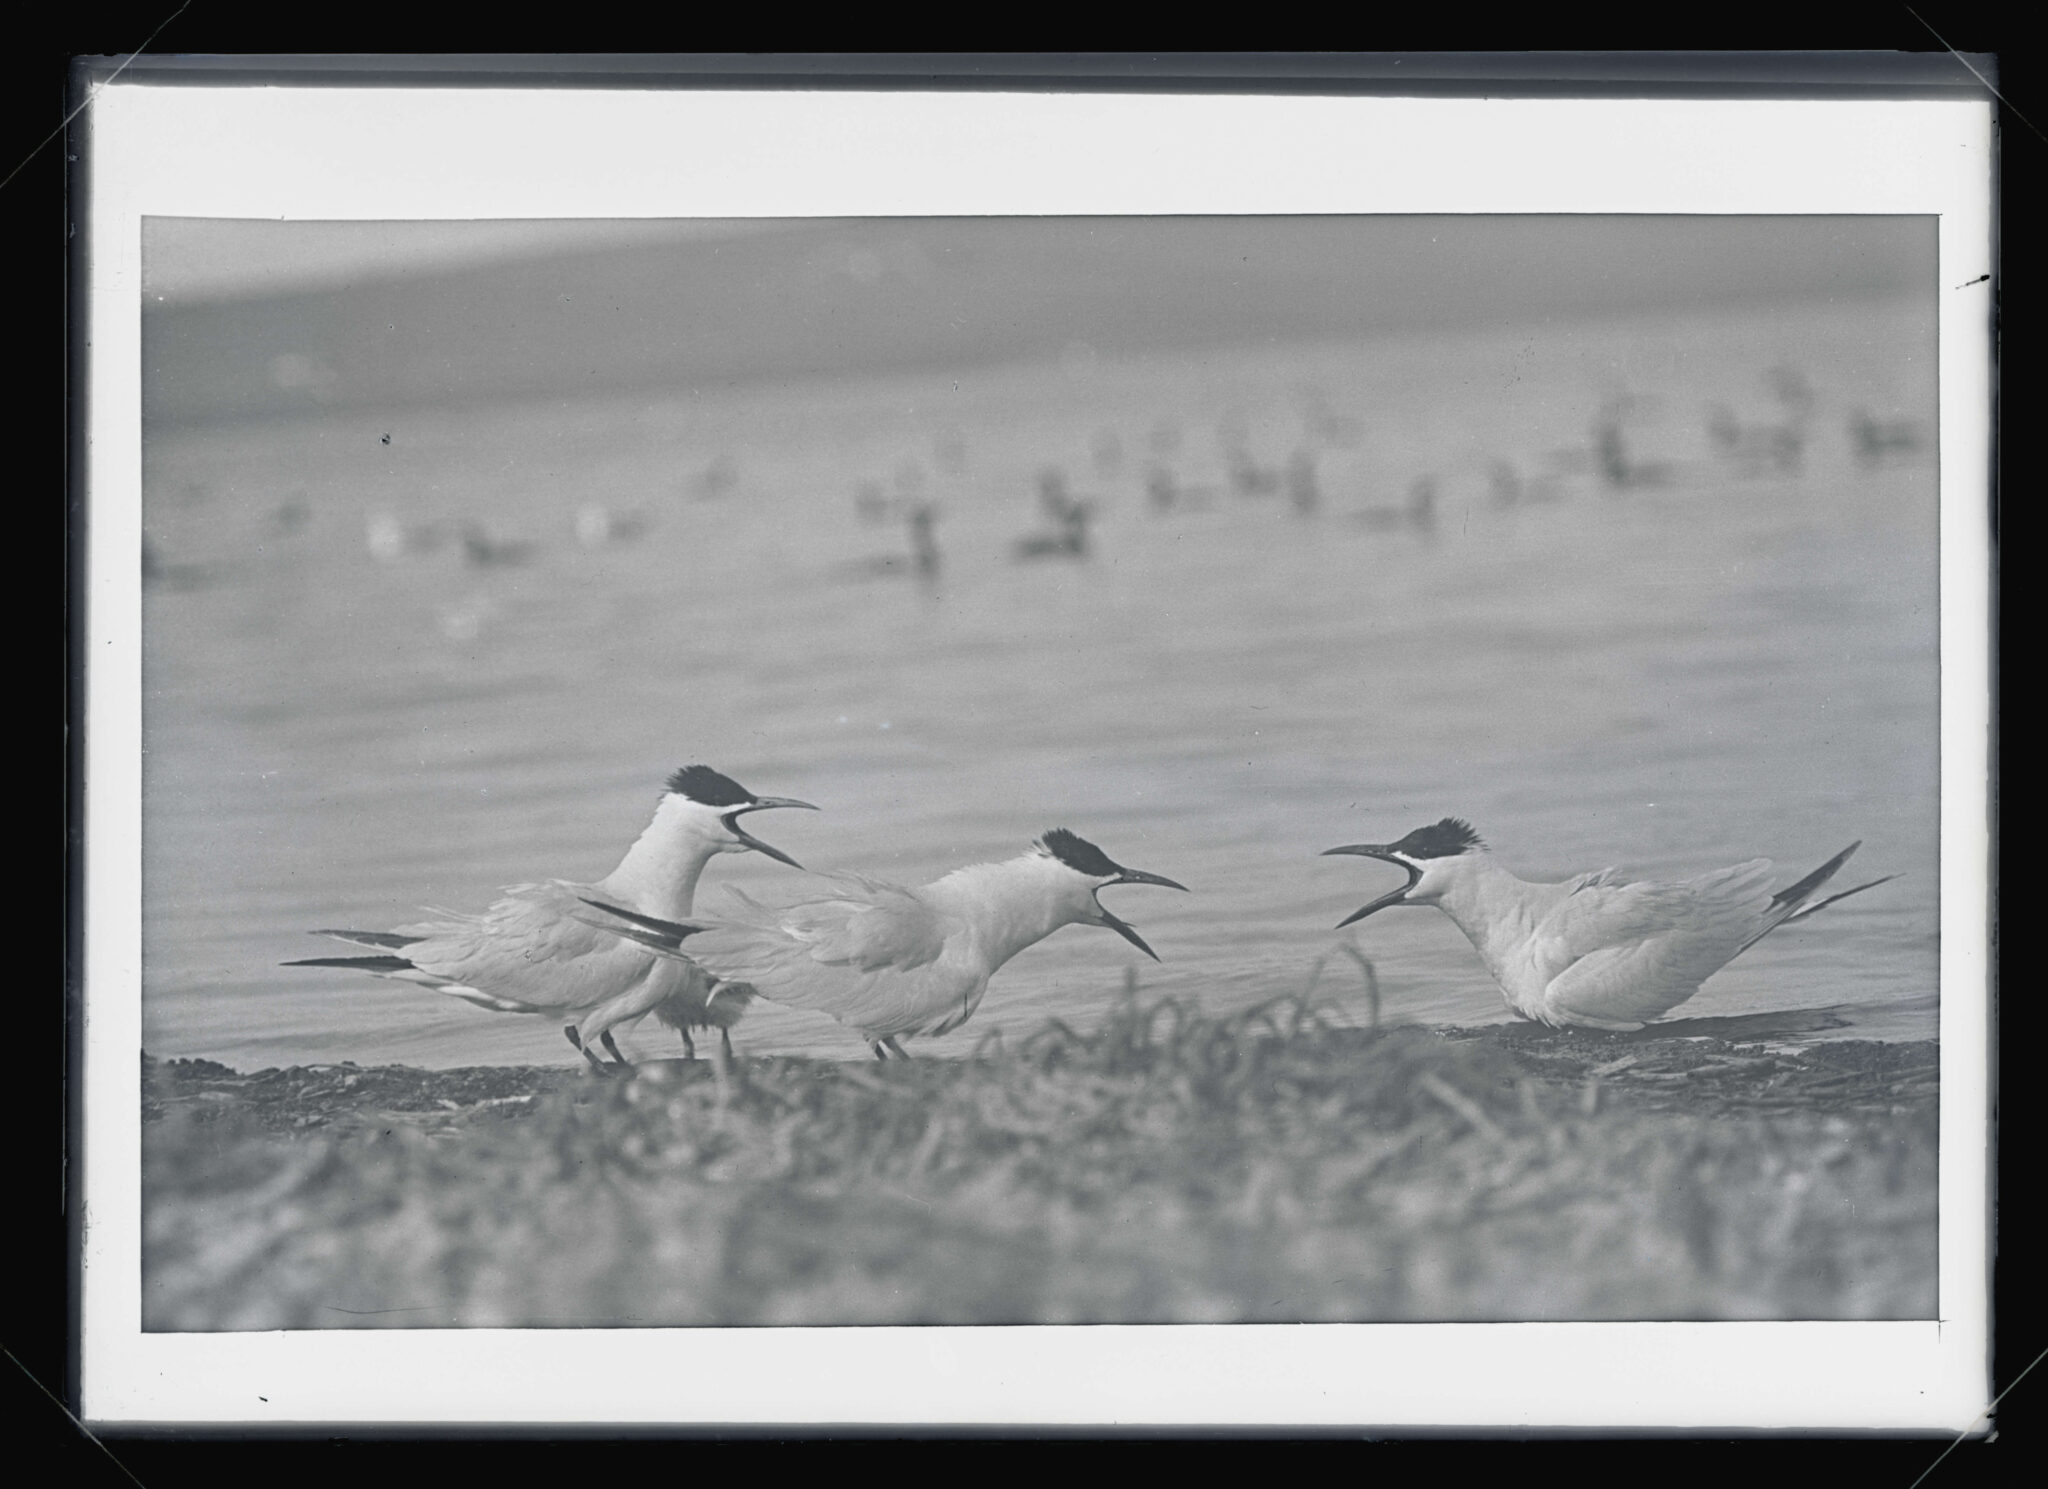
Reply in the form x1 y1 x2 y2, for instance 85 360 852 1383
1321 844 1421 927
722 797 818 869
1112 868 1190 893
1098 905 1162 961
1096 868 1191 961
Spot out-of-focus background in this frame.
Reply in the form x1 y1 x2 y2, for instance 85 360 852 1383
139 215 1941 1070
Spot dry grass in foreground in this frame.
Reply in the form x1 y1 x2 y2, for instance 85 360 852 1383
142 989 1937 1329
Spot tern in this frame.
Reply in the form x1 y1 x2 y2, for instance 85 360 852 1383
1850 407 1925 465
1285 450 1320 516
576 828 1188 1059
844 500 942 582
283 765 817 1072
1014 472 1094 561
1355 475 1439 536
460 523 538 568
1321 819 1894 1031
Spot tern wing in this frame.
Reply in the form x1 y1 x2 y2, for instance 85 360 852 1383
1538 859 1777 1027
718 875 951 972
685 877 969 1037
382 880 666 1015
1563 866 1628 894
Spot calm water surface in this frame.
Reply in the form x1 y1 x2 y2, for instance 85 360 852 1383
138 297 1943 1067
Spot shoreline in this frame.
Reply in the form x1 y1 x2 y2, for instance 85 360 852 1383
143 1025 1939 1135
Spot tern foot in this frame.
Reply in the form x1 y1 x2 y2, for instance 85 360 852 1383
600 1030 634 1071
566 1025 617 1076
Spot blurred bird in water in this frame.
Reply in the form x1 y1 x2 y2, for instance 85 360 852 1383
268 497 312 535
690 456 741 501
1225 445 1282 496
1321 819 1893 1032
843 500 942 582
1285 450 1320 516
284 766 817 1071
1592 397 1677 490
1487 458 1567 507
1706 403 1805 477
1849 407 1925 466
1355 476 1437 536
365 511 453 563
574 502 651 547
461 523 538 568
579 828 1188 1060
853 480 892 525
1014 470 1095 560
142 538 220 592
906 501 941 578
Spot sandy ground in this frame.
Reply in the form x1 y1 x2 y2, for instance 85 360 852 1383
141 999 1938 1329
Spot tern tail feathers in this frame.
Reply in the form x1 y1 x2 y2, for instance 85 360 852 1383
1787 875 1898 921
1743 872 1898 951
309 928 424 950
282 954 418 972
1737 844 1887 954
1767 840 1861 910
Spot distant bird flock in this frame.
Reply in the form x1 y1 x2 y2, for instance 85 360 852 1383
145 366 1927 596
287 764 1891 1069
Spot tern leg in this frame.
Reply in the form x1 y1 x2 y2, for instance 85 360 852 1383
872 1042 889 1061
600 1030 634 1071
679 1027 697 1061
565 1025 611 1076
882 1037 911 1060
721 1027 734 1060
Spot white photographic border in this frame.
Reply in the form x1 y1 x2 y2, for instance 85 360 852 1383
80 79 1994 1432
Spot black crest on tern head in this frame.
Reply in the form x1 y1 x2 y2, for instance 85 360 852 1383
1034 828 1190 962
1392 818 1485 860
665 765 753 807
1037 828 1122 877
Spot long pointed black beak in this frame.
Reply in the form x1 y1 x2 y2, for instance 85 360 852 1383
722 797 818 869
1096 868 1191 962
1112 868 1190 893
1098 906 1161 961
1321 844 1420 928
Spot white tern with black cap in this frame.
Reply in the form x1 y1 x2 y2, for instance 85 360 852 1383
1321 818 1894 1032
284 765 817 1071
577 828 1189 1059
